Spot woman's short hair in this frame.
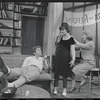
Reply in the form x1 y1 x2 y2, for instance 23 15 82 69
59 22 70 33
32 46 41 53
83 29 93 41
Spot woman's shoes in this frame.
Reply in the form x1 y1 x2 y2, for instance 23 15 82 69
53 90 58 95
62 91 67 96
77 81 87 93
68 87 76 93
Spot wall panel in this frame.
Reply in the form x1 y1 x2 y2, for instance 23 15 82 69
98 4 100 56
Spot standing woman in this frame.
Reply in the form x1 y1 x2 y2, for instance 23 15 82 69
53 22 75 96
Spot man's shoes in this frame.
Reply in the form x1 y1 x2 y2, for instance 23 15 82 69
0 74 8 89
1 66 10 75
0 57 10 74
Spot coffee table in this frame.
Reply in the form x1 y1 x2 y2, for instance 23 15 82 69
0 84 51 98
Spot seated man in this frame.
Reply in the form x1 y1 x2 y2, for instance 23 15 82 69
0 46 49 88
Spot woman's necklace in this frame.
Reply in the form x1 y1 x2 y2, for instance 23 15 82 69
62 34 71 40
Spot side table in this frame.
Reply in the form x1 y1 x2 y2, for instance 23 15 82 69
0 84 51 98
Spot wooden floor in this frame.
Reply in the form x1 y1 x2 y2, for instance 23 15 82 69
51 78 100 98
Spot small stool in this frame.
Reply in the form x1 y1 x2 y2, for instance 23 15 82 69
88 68 100 97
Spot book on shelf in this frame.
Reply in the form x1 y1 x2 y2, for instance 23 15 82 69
0 11 2 18
11 38 15 46
18 5 21 12
15 5 21 12
8 3 14 10
0 37 11 46
14 13 21 20
2 2 8 10
15 38 21 46
14 13 17 20
4 38 11 45
13 30 21 37
14 21 21 29
1 10 7 18
17 30 21 37
0 38 3 45
3 38 9 45
14 22 19 28
18 21 21 28
0 3 2 9
15 5 18 12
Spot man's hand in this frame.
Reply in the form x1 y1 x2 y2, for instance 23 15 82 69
43 55 49 73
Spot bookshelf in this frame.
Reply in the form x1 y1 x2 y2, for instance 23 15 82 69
0 2 21 54
0 2 48 54
14 2 48 16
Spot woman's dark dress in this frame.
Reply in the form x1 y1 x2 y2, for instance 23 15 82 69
54 37 75 78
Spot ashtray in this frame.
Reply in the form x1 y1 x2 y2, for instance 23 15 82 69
1 87 17 97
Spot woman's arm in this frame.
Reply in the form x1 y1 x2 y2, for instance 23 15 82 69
75 45 80 51
74 38 94 50
71 45 76 61
70 44 76 67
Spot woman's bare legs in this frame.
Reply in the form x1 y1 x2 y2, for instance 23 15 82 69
68 72 76 93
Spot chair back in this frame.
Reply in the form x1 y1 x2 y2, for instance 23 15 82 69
95 55 99 68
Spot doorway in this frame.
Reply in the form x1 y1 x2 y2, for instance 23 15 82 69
21 16 44 55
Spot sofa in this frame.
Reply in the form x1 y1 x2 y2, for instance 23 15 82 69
0 54 53 94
